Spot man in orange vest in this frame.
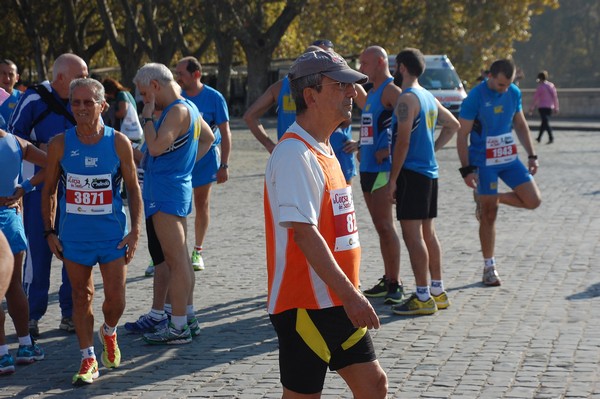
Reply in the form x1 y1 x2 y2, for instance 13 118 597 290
264 50 388 398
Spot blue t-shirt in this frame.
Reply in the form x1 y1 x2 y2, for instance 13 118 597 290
277 77 296 140
183 85 228 147
459 80 522 167
359 77 394 173
0 133 22 197
0 90 22 130
401 88 439 179
329 125 356 182
58 126 127 242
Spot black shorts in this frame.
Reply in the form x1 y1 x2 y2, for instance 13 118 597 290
145 217 165 265
269 307 376 395
360 171 389 193
395 168 438 220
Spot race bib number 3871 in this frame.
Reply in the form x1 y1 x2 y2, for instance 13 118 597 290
331 186 360 252
65 172 113 215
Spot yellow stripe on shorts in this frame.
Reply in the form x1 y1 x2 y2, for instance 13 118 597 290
372 171 390 192
296 309 331 363
341 327 367 350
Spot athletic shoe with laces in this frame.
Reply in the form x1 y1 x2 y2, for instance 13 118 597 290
143 321 192 345
392 294 438 316
482 266 501 286
0 354 15 375
28 319 39 338
59 317 76 332
191 249 205 271
431 291 450 309
145 261 155 277
188 317 200 337
363 276 389 298
72 357 99 386
16 342 45 364
124 313 168 334
98 329 121 368
383 282 404 304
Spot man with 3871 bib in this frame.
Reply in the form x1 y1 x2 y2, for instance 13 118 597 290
264 50 387 399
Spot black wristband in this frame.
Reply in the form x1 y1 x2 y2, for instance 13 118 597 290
459 165 477 178
528 155 538 160
43 229 57 238
220 163 229 169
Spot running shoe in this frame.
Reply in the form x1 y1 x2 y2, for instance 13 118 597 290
124 313 168 334
363 276 389 298
59 317 76 332
482 266 501 286
0 354 15 375
191 249 205 271
188 317 200 337
392 294 438 316
383 282 404 304
28 319 39 338
98 329 121 368
16 342 45 364
143 322 192 345
72 357 99 386
145 261 155 277
431 291 450 310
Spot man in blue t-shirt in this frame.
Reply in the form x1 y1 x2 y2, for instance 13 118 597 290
175 56 232 272
457 59 542 287
0 59 23 130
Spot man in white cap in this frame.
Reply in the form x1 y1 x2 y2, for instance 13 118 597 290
264 50 388 398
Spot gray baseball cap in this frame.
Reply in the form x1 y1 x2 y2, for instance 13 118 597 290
288 50 367 84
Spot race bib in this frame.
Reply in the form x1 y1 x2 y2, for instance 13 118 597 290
485 132 518 166
331 186 360 252
65 172 113 215
360 113 374 145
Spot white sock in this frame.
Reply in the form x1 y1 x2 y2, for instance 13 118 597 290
149 309 166 320
0 344 9 356
430 280 444 296
18 335 33 347
484 257 496 268
171 315 187 330
81 346 96 360
415 286 431 302
164 304 172 317
186 305 195 319
103 323 116 336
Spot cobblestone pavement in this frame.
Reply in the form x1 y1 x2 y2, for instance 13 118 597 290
1 119 599 398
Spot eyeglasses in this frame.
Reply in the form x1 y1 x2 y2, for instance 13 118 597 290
316 81 355 91
71 99 100 107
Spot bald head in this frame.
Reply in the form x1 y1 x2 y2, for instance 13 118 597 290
51 53 88 99
359 45 391 84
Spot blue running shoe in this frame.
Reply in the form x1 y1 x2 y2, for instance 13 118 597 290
16 342 45 364
0 354 15 375
124 314 168 334
188 317 200 337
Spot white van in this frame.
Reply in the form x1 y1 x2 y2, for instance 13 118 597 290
389 54 467 117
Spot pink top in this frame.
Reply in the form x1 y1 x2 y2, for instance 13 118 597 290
530 81 559 112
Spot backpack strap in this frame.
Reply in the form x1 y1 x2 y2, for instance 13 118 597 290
30 84 76 129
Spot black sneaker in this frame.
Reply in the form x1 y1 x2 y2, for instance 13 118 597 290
363 276 389 298
384 282 404 304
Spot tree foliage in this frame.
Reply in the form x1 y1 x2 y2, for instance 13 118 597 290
1 0 564 106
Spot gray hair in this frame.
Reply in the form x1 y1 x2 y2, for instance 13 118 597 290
69 78 105 103
133 63 174 87
289 73 323 115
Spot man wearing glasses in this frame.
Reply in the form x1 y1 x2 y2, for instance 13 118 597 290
264 50 388 398
9 53 89 338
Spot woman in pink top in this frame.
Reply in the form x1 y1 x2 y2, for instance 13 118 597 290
529 70 559 144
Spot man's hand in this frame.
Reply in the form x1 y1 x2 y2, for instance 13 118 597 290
46 234 64 261
342 290 381 330
463 173 478 189
118 231 139 264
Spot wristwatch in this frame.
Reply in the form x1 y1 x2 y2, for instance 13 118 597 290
143 117 153 125
220 163 229 169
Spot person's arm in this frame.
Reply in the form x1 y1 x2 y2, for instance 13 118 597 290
215 120 231 184
291 222 380 330
41 134 65 261
354 84 367 110
114 132 143 264
456 118 477 189
140 93 189 157
512 111 538 175
552 84 559 113
388 94 417 203
196 116 215 161
6 136 47 205
243 80 281 153
434 100 460 152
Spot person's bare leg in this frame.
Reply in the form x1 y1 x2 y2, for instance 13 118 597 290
64 260 95 349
